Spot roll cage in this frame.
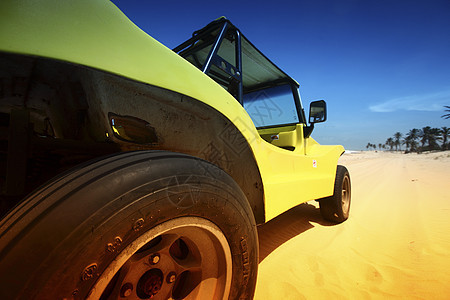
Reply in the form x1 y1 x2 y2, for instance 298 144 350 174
173 17 307 128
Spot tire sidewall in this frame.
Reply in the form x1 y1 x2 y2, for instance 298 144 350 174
337 166 351 220
2 153 258 299
319 165 351 223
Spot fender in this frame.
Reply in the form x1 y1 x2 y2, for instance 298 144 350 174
0 0 345 223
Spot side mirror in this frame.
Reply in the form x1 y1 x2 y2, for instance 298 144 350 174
304 100 327 138
309 100 327 124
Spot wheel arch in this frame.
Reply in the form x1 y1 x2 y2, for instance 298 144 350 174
0 53 266 224
90 68 266 224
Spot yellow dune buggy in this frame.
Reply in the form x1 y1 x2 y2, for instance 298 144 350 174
0 1 350 299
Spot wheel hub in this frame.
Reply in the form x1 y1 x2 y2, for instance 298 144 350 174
137 269 163 298
89 217 232 300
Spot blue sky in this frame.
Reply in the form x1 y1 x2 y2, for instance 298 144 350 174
111 0 450 150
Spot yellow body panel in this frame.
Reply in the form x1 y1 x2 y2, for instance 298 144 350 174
0 0 344 222
252 125 344 220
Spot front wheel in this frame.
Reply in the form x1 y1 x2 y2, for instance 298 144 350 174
0 151 258 299
318 165 351 223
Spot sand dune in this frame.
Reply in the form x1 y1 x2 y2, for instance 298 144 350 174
255 151 450 299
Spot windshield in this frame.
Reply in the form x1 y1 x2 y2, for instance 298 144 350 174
243 84 300 128
174 18 305 127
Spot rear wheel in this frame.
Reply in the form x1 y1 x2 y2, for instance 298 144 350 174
0 151 258 299
318 165 351 223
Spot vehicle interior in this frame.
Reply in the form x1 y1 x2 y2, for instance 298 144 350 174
173 17 310 151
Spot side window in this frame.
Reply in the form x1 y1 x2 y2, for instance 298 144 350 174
243 84 300 128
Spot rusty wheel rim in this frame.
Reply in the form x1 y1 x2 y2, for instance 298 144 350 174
88 217 232 300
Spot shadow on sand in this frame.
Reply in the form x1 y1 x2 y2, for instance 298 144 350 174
257 202 334 263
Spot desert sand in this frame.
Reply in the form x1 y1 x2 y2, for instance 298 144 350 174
255 151 450 299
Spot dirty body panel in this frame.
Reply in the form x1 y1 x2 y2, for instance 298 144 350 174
0 53 264 222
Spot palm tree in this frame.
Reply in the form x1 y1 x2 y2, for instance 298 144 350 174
419 127 429 150
394 132 402 151
420 126 441 151
441 127 449 150
366 143 377 151
442 106 450 119
403 136 412 152
405 128 419 152
385 138 394 151
430 127 442 150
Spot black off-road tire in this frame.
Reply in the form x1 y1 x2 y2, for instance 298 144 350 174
0 151 258 299
318 165 351 223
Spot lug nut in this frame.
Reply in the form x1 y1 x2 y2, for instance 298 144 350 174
150 253 160 265
120 282 133 297
167 272 177 284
